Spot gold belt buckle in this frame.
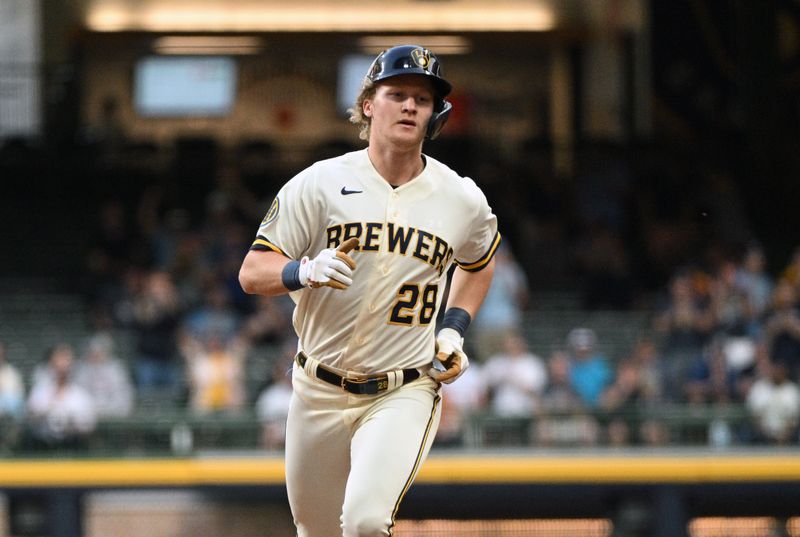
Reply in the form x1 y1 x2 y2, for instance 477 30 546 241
343 375 370 392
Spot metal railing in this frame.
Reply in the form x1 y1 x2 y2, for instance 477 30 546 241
0 404 756 458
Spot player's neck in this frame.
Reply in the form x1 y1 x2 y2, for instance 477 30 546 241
367 144 425 187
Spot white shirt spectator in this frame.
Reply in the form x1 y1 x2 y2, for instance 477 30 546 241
26 344 98 446
747 372 800 442
442 362 488 414
438 363 488 444
74 333 134 418
28 379 97 442
483 334 547 417
255 353 295 449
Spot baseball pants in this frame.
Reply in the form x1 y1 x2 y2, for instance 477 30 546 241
285 362 442 537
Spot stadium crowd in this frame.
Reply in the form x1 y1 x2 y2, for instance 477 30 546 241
0 136 799 454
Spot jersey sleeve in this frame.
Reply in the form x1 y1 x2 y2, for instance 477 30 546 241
454 181 501 272
250 167 321 260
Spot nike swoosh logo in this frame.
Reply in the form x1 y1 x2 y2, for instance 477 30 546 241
341 187 363 195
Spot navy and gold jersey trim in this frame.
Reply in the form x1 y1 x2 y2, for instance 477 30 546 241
250 235 288 256
455 231 501 272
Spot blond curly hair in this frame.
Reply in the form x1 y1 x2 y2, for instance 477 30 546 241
347 78 377 141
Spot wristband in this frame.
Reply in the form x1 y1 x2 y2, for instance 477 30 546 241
440 307 471 337
281 260 303 291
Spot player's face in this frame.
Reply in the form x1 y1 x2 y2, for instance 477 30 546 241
364 75 435 148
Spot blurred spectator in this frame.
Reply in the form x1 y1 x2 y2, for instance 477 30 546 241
437 361 488 447
25 344 97 450
469 243 529 361
137 189 209 306
682 341 731 407
199 189 254 302
600 348 666 446
200 190 251 275
240 295 293 347
182 332 247 415
627 337 664 403
640 419 671 446
709 258 755 337
779 246 800 291
74 333 135 418
0 340 25 451
183 282 241 344
653 270 715 401
0 340 24 420
255 345 295 450
682 350 713 406
735 243 774 321
535 351 600 447
139 192 194 274
600 359 653 411
763 280 800 380
129 270 183 400
84 199 136 311
713 332 758 403
483 333 547 418
216 225 257 315
566 327 613 408
745 359 800 445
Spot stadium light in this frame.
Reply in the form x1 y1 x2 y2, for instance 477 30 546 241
152 36 266 55
86 0 557 33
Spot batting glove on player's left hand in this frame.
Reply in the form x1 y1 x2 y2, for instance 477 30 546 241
299 238 359 290
428 327 469 384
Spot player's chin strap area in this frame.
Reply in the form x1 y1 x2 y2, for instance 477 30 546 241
426 100 452 140
296 352 425 395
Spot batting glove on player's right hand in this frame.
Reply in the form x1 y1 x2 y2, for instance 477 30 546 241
298 238 359 290
428 327 469 384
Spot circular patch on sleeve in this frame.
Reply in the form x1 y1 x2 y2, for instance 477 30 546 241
261 196 280 226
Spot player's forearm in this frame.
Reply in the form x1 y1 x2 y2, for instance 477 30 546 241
239 250 294 296
445 258 495 318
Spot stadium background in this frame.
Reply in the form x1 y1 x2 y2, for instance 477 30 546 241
2 1 800 536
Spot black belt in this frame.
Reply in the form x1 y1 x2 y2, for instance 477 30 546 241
296 352 421 395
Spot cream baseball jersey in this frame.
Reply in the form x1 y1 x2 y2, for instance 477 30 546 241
250 148 500 374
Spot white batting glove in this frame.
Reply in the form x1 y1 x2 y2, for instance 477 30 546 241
428 327 469 384
298 238 358 290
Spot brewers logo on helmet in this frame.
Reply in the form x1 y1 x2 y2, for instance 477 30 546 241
411 48 430 68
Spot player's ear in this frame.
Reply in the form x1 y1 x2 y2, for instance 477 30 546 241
363 99 373 118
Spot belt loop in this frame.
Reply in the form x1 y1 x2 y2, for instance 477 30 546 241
302 353 318 379
386 370 401 391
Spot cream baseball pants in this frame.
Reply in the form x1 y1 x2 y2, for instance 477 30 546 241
285 362 442 537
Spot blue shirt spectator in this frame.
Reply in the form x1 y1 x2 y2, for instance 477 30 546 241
0 341 24 420
566 328 613 407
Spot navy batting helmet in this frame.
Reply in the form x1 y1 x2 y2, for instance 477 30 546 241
366 45 453 139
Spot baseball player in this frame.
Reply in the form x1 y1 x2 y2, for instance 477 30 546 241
239 44 500 537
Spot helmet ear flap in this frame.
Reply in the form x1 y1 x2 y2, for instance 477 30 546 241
427 100 452 140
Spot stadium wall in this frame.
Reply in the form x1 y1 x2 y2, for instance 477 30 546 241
3 452 800 537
